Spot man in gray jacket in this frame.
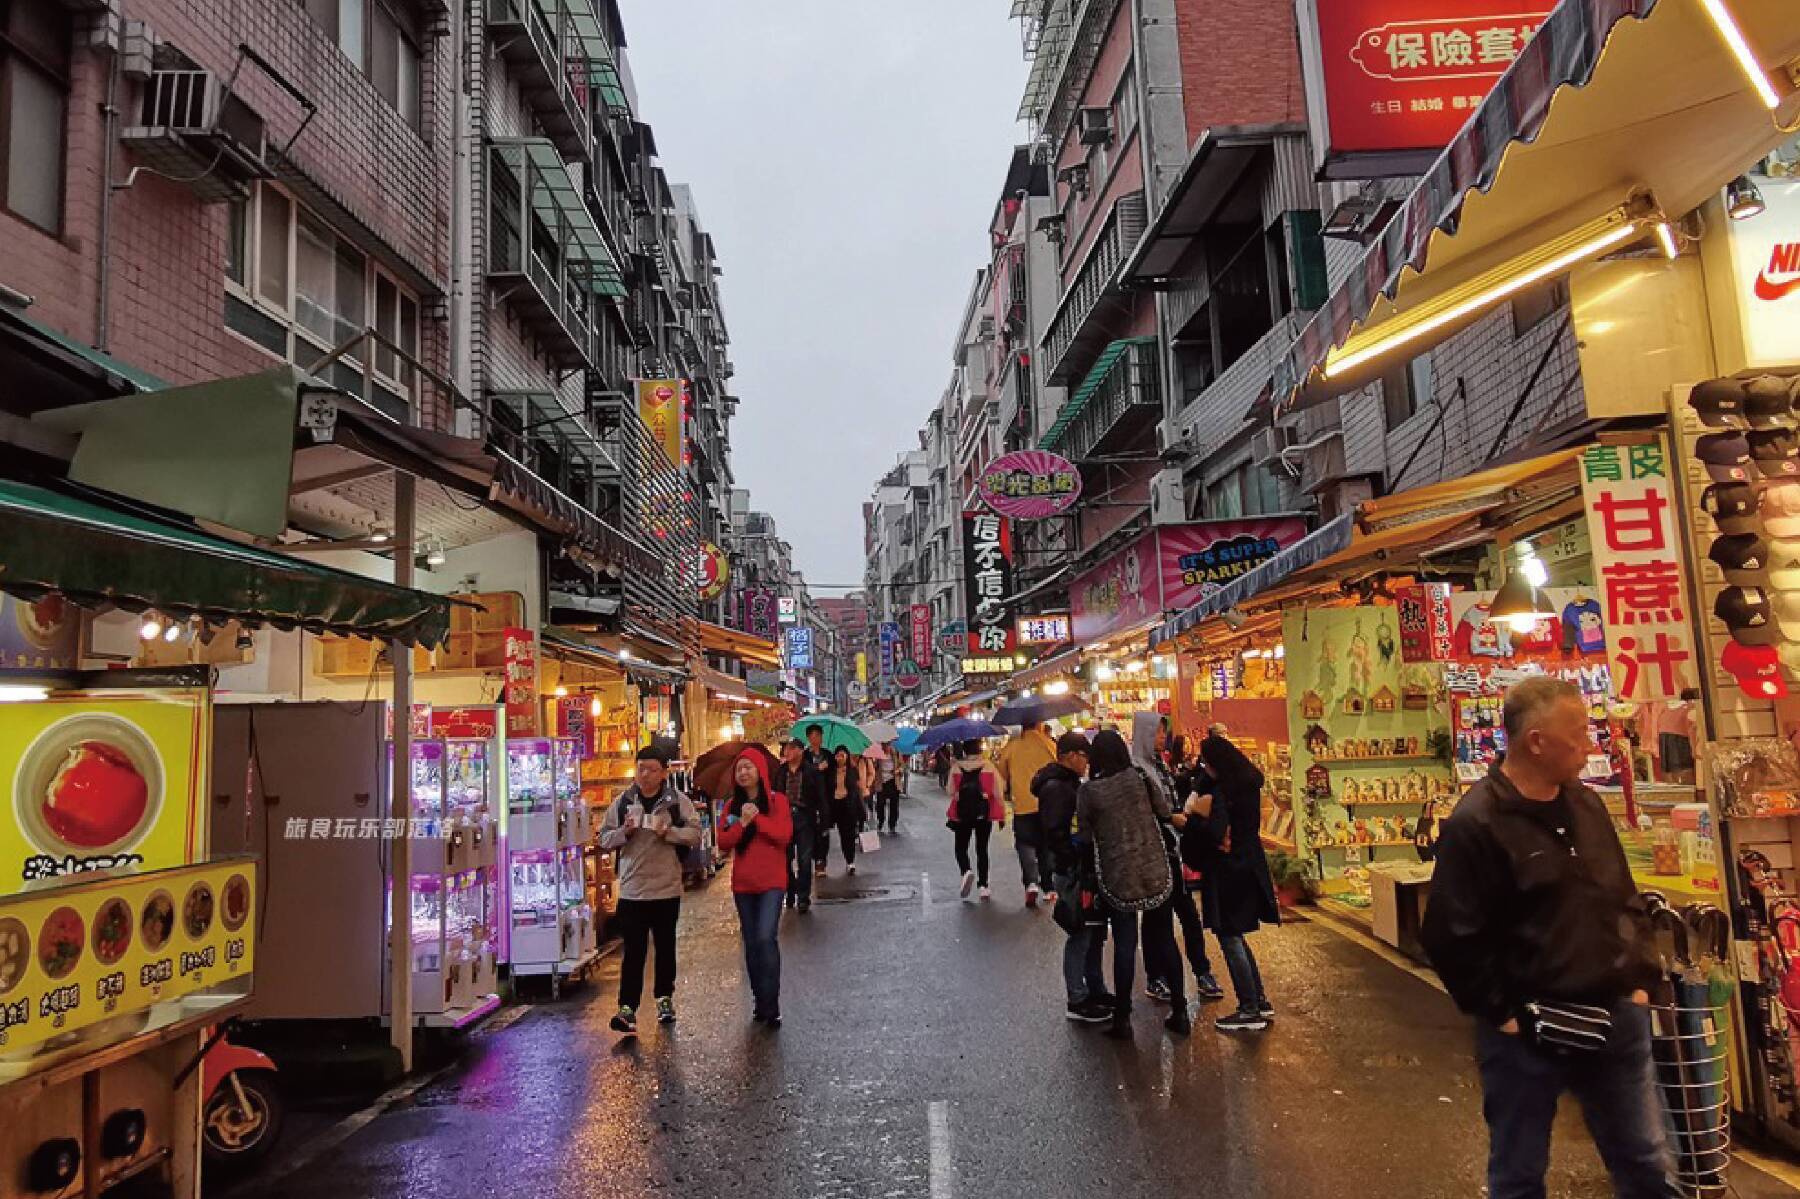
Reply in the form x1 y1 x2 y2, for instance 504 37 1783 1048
599 745 704 1035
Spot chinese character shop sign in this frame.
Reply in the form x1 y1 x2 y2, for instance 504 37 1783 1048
909 604 934 671
698 541 728 601
1299 0 1551 175
503 627 539 736
635 379 684 469
1578 442 1695 702
785 626 814 672
1395 582 1454 662
963 512 1017 654
975 450 1083 520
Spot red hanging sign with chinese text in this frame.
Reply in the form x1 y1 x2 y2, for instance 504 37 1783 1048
1578 441 1695 703
503 627 540 737
1394 582 1454 662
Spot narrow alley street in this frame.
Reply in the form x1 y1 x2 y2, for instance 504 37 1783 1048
241 781 1800 1199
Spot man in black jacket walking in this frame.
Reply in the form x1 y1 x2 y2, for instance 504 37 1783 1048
1034 732 1112 1023
1421 677 1678 1199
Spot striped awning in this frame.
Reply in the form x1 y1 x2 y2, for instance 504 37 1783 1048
1279 0 1800 409
1040 336 1155 451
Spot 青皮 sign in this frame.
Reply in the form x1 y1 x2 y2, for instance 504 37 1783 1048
963 512 1016 654
1297 0 1552 179
975 450 1083 520
1578 440 1695 702
1016 614 1071 645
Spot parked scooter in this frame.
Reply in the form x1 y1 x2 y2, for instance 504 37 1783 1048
197 1023 283 1170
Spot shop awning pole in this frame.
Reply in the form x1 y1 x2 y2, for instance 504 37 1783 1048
389 473 415 1073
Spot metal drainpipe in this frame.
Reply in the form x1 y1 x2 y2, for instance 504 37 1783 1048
96 31 121 350
446 0 471 401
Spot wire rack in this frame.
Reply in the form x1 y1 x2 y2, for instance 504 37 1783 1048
1649 999 1733 1198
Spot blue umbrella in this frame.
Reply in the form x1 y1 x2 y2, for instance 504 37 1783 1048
894 727 923 755
993 694 1090 727
914 718 1003 752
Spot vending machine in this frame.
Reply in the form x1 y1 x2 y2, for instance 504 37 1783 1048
505 737 598 992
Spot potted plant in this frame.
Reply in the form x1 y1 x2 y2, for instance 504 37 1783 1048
1268 852 1317 908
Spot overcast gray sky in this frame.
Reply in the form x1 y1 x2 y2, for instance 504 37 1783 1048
622 2 1028 590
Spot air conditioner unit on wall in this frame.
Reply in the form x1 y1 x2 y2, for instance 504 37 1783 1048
1078 106 1114 146
1249 425 1297 468
1149 467 1186 526
121 68 269 203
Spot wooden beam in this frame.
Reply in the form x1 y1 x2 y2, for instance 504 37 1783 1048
289 463 392 496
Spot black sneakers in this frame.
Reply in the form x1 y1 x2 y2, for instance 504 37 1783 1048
1216 1010 1270 1032
610 1006 637 1035
1066 998 1112 1024
1145 979 1174 1004
657 997 677 1024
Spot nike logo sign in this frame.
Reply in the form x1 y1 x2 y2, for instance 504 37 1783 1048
1755 271 1800 301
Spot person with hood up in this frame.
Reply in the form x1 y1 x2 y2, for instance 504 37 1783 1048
717 750 794 1026
1132 713 1226 1005
1079 729 1190 1038
944 739 1005 900
1192 731 1281 1032
996 722 1058 908
1034 731 1114 1023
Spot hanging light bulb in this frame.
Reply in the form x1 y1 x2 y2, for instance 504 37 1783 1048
590 695 604 717
1728 174 1766 220
139 614 164 641
163 622 183 643
425 540 447 568
1490 548 1556 634
554 686 569 698
1044 679 1072 696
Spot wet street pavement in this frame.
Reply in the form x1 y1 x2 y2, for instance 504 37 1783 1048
247 780 1800 1199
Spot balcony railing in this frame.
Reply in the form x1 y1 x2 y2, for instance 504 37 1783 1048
487 0 593 161
487 139 625 370
1041 191 1146 383
1041 335 1160 460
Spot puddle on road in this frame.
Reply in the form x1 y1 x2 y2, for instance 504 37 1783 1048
810 886 916 905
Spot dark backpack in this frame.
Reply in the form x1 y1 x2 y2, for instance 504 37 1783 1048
955 769 988 824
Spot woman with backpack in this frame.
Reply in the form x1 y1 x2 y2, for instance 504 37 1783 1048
716 750 794 1026
944 740 1004 900
827 746 866 877
1192 731 1280 1032
1078 729 1191 1038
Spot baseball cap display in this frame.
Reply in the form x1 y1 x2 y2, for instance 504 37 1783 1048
1762 482 1800 537
1774 591 1800 640
1744 376 1796 429
1716 585 1782 646
1697 432 1754 483
1750 428 1800 479
1688 378 1748 428
1723 640 1789 698
1769 537 1800 590
1709 532 1769 585
1702 482 1761 534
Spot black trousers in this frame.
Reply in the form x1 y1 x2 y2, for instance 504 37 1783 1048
1149 885 1214 983
1141 896 1188 1007
876 781 900 830
951 820 992 885
615 897 680 1009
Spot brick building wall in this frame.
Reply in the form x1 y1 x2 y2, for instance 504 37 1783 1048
1172 0 1306 138
1 0 454 418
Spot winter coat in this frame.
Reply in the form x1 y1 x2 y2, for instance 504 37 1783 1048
1420 761 1662 1027
1076 767 1174 911
1033 761 1085 890
995 728 1057 816
598 783 704 902
794 750 834 829
1196 767 1280 936
716 753 794 894
943 759 1005 825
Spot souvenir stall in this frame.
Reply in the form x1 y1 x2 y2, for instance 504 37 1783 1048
0 476 454 1195
1178 642 1296 858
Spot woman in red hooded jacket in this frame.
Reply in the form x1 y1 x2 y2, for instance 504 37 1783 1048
716 750 794 1026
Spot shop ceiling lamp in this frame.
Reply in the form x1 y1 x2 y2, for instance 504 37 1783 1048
1728 174 1767 219
163 622 183 643
0 684 49 703
1044 679 1072 695
1696 0 1783 110
1653 222 1680 260
590 695 604 717
1489 552 1555 633
1322 208 1646 380
138 614 164 641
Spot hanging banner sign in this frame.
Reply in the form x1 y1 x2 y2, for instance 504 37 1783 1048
1072 519 1307 644
855 652 868 684
433 706 500 740
975 450 1083 520
1016 614 1072 645
739 589 777 640
909 604 934 672
894 660 923 690
1394 582 1454 662
1296 0 1553 179
553 697 593 757
938 620 967 654
963 511 1017 654
1578 440 1695 703
878 621 902 678
636 379 684 469
503 628 540 737
698 542 729 601
785 626 814 672
777 596 798 625
961 655 1020 676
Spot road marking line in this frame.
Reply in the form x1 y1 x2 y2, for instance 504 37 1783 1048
927 1099 953 1199
921 871 931 914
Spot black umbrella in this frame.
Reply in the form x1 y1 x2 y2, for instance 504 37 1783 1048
992 694 1090 727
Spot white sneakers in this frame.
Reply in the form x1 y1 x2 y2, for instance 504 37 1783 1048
960 870 976 898
979 886 992 900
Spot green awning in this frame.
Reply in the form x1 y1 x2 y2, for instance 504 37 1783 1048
558 0 630 115
493 138 625 296
0 303 166 395
0 480 453 646
1038 336 1154 452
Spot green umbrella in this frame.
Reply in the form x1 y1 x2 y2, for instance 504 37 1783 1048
790 714 871 753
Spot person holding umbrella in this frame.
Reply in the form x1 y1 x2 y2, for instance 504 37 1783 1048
801 723 834 876
1420 677 1676 1199
995 721 1058 908
716 749 793 1026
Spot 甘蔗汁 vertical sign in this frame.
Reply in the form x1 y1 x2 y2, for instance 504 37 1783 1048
1578 441 1695 702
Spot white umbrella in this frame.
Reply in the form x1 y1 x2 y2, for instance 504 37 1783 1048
858 719 899 742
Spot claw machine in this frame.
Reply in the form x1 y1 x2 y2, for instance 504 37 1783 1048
505 737 597 993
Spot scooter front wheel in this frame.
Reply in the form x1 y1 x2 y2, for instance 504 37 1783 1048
203 1069 284 1170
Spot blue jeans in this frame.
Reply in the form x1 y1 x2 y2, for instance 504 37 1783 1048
1475 1002 1681 1199
1218 934 1266 1013
1055 872 1108 1004
733 890 785 1019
